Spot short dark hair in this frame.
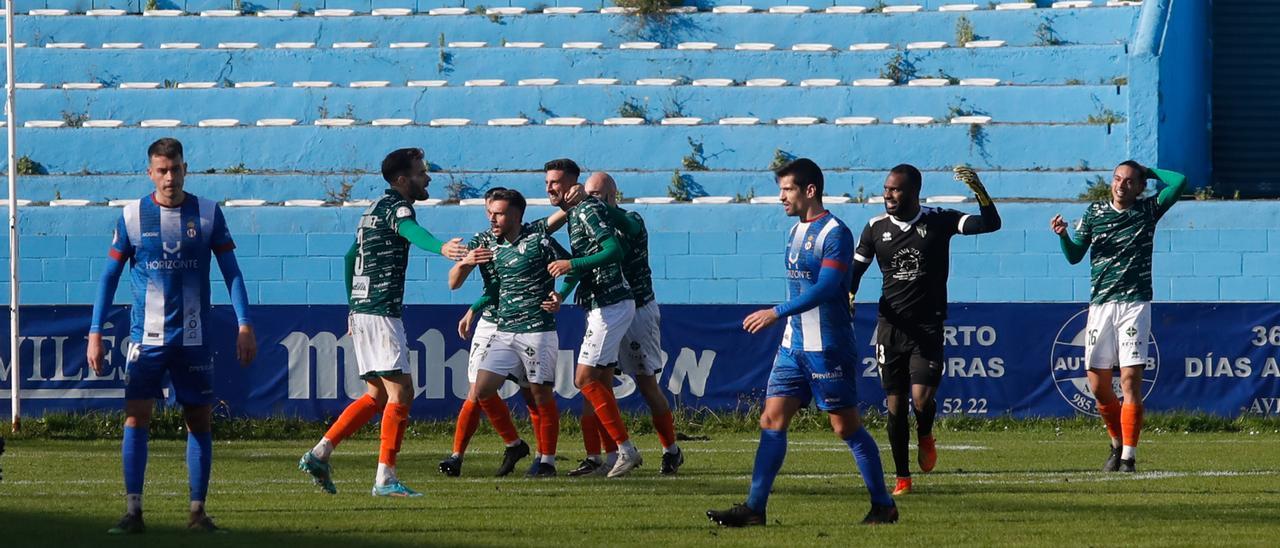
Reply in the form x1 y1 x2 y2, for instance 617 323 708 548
483 186 508 199
889 163 923 192
487 188 527 213
1116 160 1148 179
774 158 824 195
382 148 425 184
543 158 581 179
147 138 184 161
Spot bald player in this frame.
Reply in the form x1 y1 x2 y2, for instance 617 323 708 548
568 173 684 477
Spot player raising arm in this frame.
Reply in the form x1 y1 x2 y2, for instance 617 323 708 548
708 159 897 528
1050 162 1187 473
298 148 466 498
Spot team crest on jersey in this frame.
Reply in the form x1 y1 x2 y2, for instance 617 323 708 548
804 234 815 251
890 248 923 281
524 347 536 358
186 220 197 239
916 225 928 239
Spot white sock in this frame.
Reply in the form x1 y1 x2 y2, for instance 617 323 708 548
1121 445 1137 460
126 494 142 515
312 438 334 461
586 454 602 463
450 452 462 459
190 500 205 514
541 454 556 465
664 443 680 455
618 440 636 453
505 439 522 448
376 463 395 486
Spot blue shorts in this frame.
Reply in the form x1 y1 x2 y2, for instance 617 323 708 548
123 344 216 406
765 347 860 411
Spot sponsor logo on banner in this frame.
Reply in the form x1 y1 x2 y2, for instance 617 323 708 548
1049 309 1159 415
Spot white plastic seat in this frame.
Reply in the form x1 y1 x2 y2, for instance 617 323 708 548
995 2 1034 9
143 10 184 17
692 78 734 87
545 7 584 14
518 78 559 86
692 196 734 204
50 199 91 207
850 43 891 51
62 83 104 90
1107 1 1142 5
636 78 679 86
867 196 886 204
792 43 833 52
661 117 702 126
526 198 553 206
448 42 486 48
120 82 161 89
666 6 698 13
562 42 602 49
600 7 637 14
415 199 443 206
768 5 809 14
140 119 183 128
852 78 894 86
882 5 923 12
603 117 645 126
746 78 788 87
712 5 754 13
925 195 968 204
1053 1 1094 7
960 78 1001 86
390 42 429 49
464 79 505 87
735 43 776 51
176 82 217 89
201 10 240 17
218 42 258 49
428 7 469 15
892 116 935 125
0 43 29 49
234 81 275 88
835 116 878 125
160 43 200 49
776 117 819 125
103 43 143 49
823 196 851 204
87 9 127 16
255 119 298 126
315 118 357 127
719 117 760 125
800 79 841 87
225 199 267 207
965 40 1006 48
333 42 374 49
24 120 66 128
14 83 43 89
545 117 587 126
827 5 868 13
198 119 240 127
578 78 619 85
459 198 487 206
677 42 717 50
938 3 979 11
372 119 413 126
372 8 413 16
620 42 661 50
349 81 391 88
951 115 992 124
257 9 298 17
285 200 326 207
276 42 316 49
505 42 544 49
486 7 526 15
108 199 133 207
488 118 530 126
343 199 374 207
314 9 355 16
429 118 471 127
293 81 334 88
46 43 87 49
408 80 448 87
750 196 782 204
907 41 948 50
634 197 676 204
908 78 951 87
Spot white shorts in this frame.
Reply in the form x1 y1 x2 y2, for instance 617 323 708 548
619 300 663 376
1084 301 1152 370
350 313 411 379
578 299 637 367
477 330 560 385
467 318 499 384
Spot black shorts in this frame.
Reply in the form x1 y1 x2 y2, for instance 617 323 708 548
874 319 944 394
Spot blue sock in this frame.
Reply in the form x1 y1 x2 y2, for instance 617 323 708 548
745 429 787 513
187 431 213 503
122 425 148 497
845 427 894 507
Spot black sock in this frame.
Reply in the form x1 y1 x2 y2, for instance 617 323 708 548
915 399 937 439
886 409 911 478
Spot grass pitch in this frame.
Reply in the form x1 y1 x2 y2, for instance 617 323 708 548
2 429 1278 547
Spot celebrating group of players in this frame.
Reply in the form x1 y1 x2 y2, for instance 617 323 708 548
86 138 1186 533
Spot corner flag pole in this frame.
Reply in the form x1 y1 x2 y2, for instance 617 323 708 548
5 0 20 433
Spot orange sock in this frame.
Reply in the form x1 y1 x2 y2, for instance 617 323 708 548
581 380 629 444
1096 399 1122 444
378 402 410 467
581 412 602 456
1121 402 1144 447
653 410 677 449
538 402 559 457
479 395 520 445
323 394 382 446
599 417 618 453
452 399 481 455
527 403 543 455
